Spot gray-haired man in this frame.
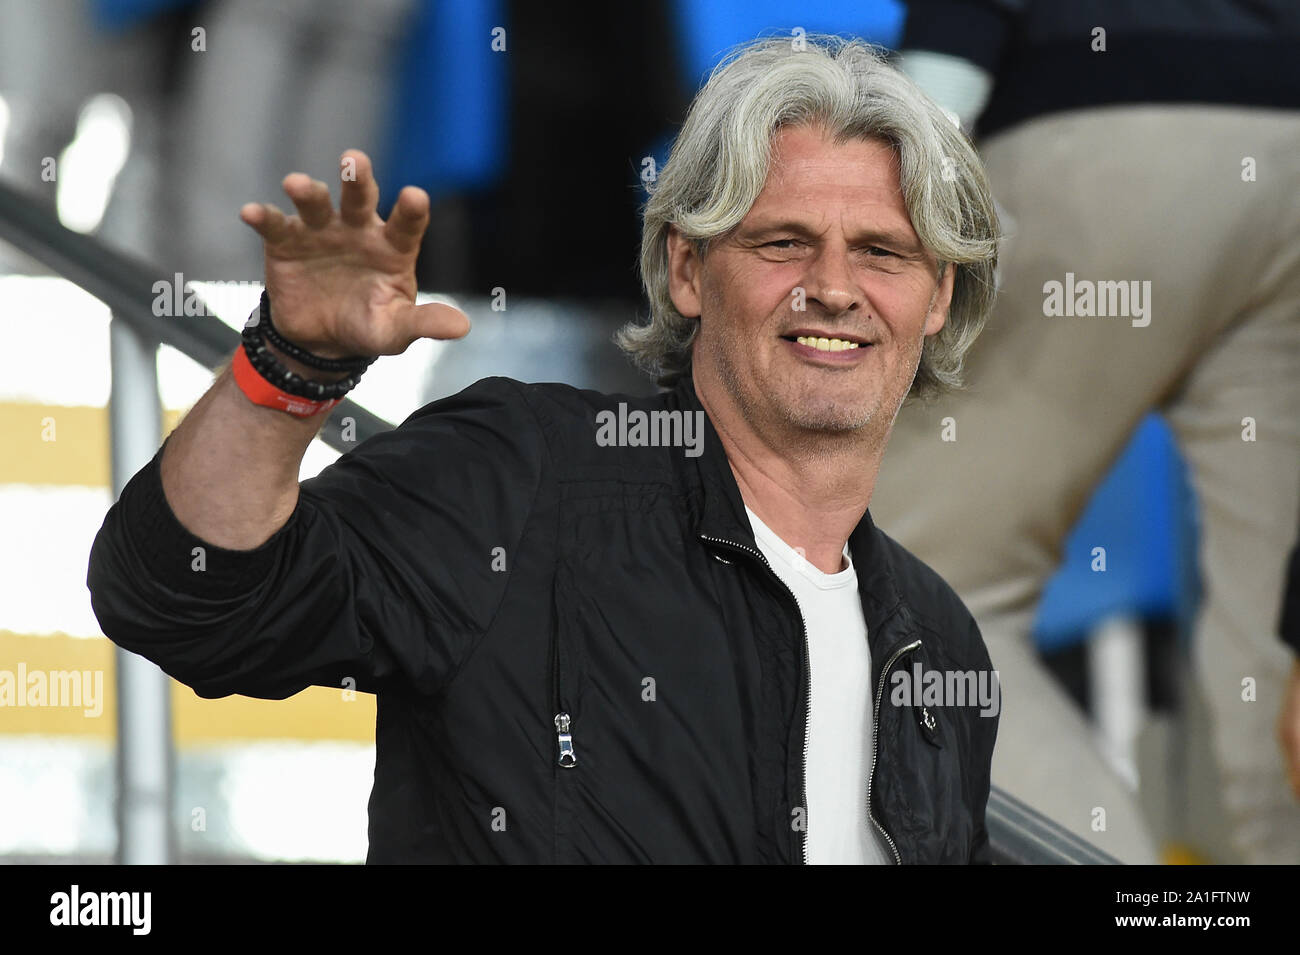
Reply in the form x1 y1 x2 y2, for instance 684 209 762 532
89 36 1002 863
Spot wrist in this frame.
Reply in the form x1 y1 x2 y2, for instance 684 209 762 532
229 291 375 418
230 347 344 418
262 339 351 384
255 290 375 371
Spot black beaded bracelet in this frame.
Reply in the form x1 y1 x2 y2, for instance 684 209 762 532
253 290 377 374
241 322 367 401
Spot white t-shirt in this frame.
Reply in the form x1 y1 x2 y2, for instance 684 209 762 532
745 505 892 865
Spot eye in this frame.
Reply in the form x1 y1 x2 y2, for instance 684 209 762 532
865 246 897 257
764 239 798 249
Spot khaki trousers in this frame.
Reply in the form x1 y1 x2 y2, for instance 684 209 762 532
872 105 1300 864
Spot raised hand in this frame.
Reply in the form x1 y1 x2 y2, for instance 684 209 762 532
239 149 469 360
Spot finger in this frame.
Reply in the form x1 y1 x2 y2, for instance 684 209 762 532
339 149 380 226
404 301 471 341
282 173 334 229
384 185 430 254
239 201 292 243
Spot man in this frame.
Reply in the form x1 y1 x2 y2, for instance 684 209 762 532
87 36 1002 864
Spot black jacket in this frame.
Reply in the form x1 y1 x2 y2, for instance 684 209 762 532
86 374 999 864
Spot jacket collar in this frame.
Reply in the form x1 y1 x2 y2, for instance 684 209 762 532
667 373 754 547
667 373 909 629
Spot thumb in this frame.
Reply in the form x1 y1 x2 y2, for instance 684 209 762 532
403 301 472 342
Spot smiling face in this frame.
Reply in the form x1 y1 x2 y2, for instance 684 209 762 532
669 124 954 443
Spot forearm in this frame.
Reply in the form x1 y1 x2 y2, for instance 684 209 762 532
160 344 345 550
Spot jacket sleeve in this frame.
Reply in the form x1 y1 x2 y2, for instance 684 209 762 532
86 376 548 701
898 0 1023 74
895 0 1024 131
965 613 1000 864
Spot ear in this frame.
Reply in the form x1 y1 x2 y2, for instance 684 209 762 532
924 262 955 337
666 225 703 319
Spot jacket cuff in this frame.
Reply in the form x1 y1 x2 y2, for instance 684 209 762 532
118 442 298 598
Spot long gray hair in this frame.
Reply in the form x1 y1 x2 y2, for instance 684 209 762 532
617 34 1000 399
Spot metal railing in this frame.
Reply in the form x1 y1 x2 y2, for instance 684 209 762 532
1 177 1118 865
987 787 1119 864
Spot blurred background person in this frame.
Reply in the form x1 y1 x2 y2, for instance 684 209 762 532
873 0 1300 863
164 0 690 397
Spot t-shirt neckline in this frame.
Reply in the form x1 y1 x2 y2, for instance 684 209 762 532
744 505 857 591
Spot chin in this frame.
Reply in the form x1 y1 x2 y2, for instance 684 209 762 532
778 396 878 433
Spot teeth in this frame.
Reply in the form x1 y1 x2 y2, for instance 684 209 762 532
795 336 861 351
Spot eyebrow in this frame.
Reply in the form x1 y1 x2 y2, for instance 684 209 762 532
738 219 924 254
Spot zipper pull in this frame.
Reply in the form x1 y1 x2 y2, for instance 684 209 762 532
554 712 578 768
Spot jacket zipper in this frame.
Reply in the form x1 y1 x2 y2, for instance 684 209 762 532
550 585 578 769
700 533 812 864
868 638 922 865
554 712 577 768
551 601 576 862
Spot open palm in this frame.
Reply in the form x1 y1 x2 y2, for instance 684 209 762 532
239 149 469 360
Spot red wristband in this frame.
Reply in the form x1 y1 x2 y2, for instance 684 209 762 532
231 347 342 418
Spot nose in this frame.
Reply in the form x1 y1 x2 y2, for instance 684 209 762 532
803 243 862 315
